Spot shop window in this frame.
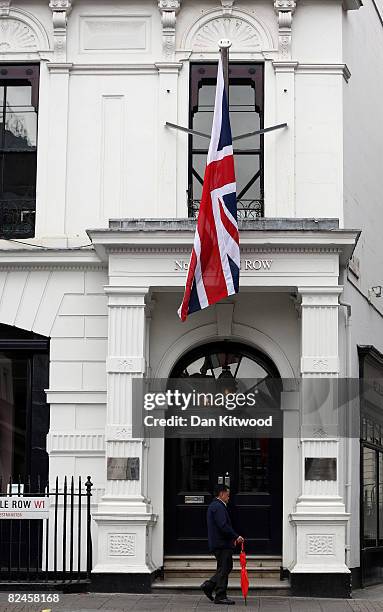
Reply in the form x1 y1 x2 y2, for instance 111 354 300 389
0 65 39 239
359 345 383 585
188 62 264 219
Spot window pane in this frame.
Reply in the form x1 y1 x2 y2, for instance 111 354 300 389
0 86 4 139
1 152 36 199
191 153 207 201
0 354 29 484
379 453 383 544
4 86 37 150
230 85 260 151
239 438 269 493
177 439 210 492
363 446 377 546
235 154 261 199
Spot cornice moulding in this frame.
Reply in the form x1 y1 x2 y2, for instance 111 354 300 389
0 248 104 269
273 62 351 81
47 62 158 74
88 230 360 267
155 61 183 73
297 63 351 81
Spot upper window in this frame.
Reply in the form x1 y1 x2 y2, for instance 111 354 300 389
0 65 39 239
188 62 264 219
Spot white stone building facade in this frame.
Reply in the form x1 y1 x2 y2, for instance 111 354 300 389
0 0 383 598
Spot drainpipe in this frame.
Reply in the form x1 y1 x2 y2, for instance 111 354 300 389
339 298 352 568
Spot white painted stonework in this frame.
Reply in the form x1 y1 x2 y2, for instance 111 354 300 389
0 0 382 592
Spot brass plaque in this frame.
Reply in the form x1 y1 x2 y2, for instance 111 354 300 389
127 457 140 481
107 457 140 480
107 458 128 480
184 495 204 504
305 457 337 481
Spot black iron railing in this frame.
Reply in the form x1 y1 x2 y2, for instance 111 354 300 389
0 199 36 238
188 198 264 220
0 475 93 590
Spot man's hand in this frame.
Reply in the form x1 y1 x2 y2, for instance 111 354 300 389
235 536 244 545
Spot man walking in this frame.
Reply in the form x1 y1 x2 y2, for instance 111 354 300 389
201 485 244 605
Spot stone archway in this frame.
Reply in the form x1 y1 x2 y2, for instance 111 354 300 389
164 339 283 556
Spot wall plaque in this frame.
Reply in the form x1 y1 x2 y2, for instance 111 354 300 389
184 495 204 504
305 457 337 481
107 458 140 480
107 458 128 480
127 457 140 481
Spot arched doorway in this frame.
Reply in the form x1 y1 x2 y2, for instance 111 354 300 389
164 341 282 555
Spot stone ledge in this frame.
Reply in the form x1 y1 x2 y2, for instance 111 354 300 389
107 218 341 232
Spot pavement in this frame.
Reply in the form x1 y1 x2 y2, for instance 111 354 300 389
1 588 383 612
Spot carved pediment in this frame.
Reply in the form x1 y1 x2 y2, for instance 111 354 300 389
182 9 275 54
0 18 38 51
193 16 261 51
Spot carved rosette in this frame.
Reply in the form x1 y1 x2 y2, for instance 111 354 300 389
274 0 296 59
49 0 72 61
158 0 181 58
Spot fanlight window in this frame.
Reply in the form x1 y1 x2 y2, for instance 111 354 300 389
170 341 280 402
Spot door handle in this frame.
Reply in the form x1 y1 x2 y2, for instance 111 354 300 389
224 472 230 487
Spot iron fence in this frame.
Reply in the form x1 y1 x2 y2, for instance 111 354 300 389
0 475 93 590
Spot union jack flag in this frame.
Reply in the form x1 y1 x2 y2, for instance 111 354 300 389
178 57 240 321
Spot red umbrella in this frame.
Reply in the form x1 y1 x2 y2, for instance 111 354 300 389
239 541 249 605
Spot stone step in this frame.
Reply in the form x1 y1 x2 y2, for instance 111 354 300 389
164 555 282 570
165 569 280 579
152 576 290 596
162 555 282 581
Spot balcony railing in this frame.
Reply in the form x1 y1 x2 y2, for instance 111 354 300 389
0 198 36 238
188 198 264 220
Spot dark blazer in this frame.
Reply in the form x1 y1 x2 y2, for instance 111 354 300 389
207 498 238 551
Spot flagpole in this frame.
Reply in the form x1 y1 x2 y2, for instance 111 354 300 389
219 39 231 105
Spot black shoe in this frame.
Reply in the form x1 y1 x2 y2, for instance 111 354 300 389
200 580 214 601
214 598 235 605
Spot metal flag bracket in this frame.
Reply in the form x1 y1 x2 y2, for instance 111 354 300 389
165 39 287 143
165 121 288 141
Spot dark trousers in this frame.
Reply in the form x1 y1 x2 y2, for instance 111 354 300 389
206 549 233 601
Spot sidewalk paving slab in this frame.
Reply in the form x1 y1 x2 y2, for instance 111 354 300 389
1 591 383 612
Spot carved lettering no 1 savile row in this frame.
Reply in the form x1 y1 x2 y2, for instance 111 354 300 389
174 259 273 271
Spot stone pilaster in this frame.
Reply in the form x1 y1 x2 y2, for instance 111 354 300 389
290 287 350 596
93 287 157 577
44 63 71 236
155 62 182 217
272 61 297 217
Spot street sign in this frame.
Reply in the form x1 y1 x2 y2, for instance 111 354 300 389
0 496 50 519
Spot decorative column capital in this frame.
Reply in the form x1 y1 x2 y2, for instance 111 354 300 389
158 0 181 58
297 286 343 307
49 0 72 61
274 0 296 59
0 0 11 17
